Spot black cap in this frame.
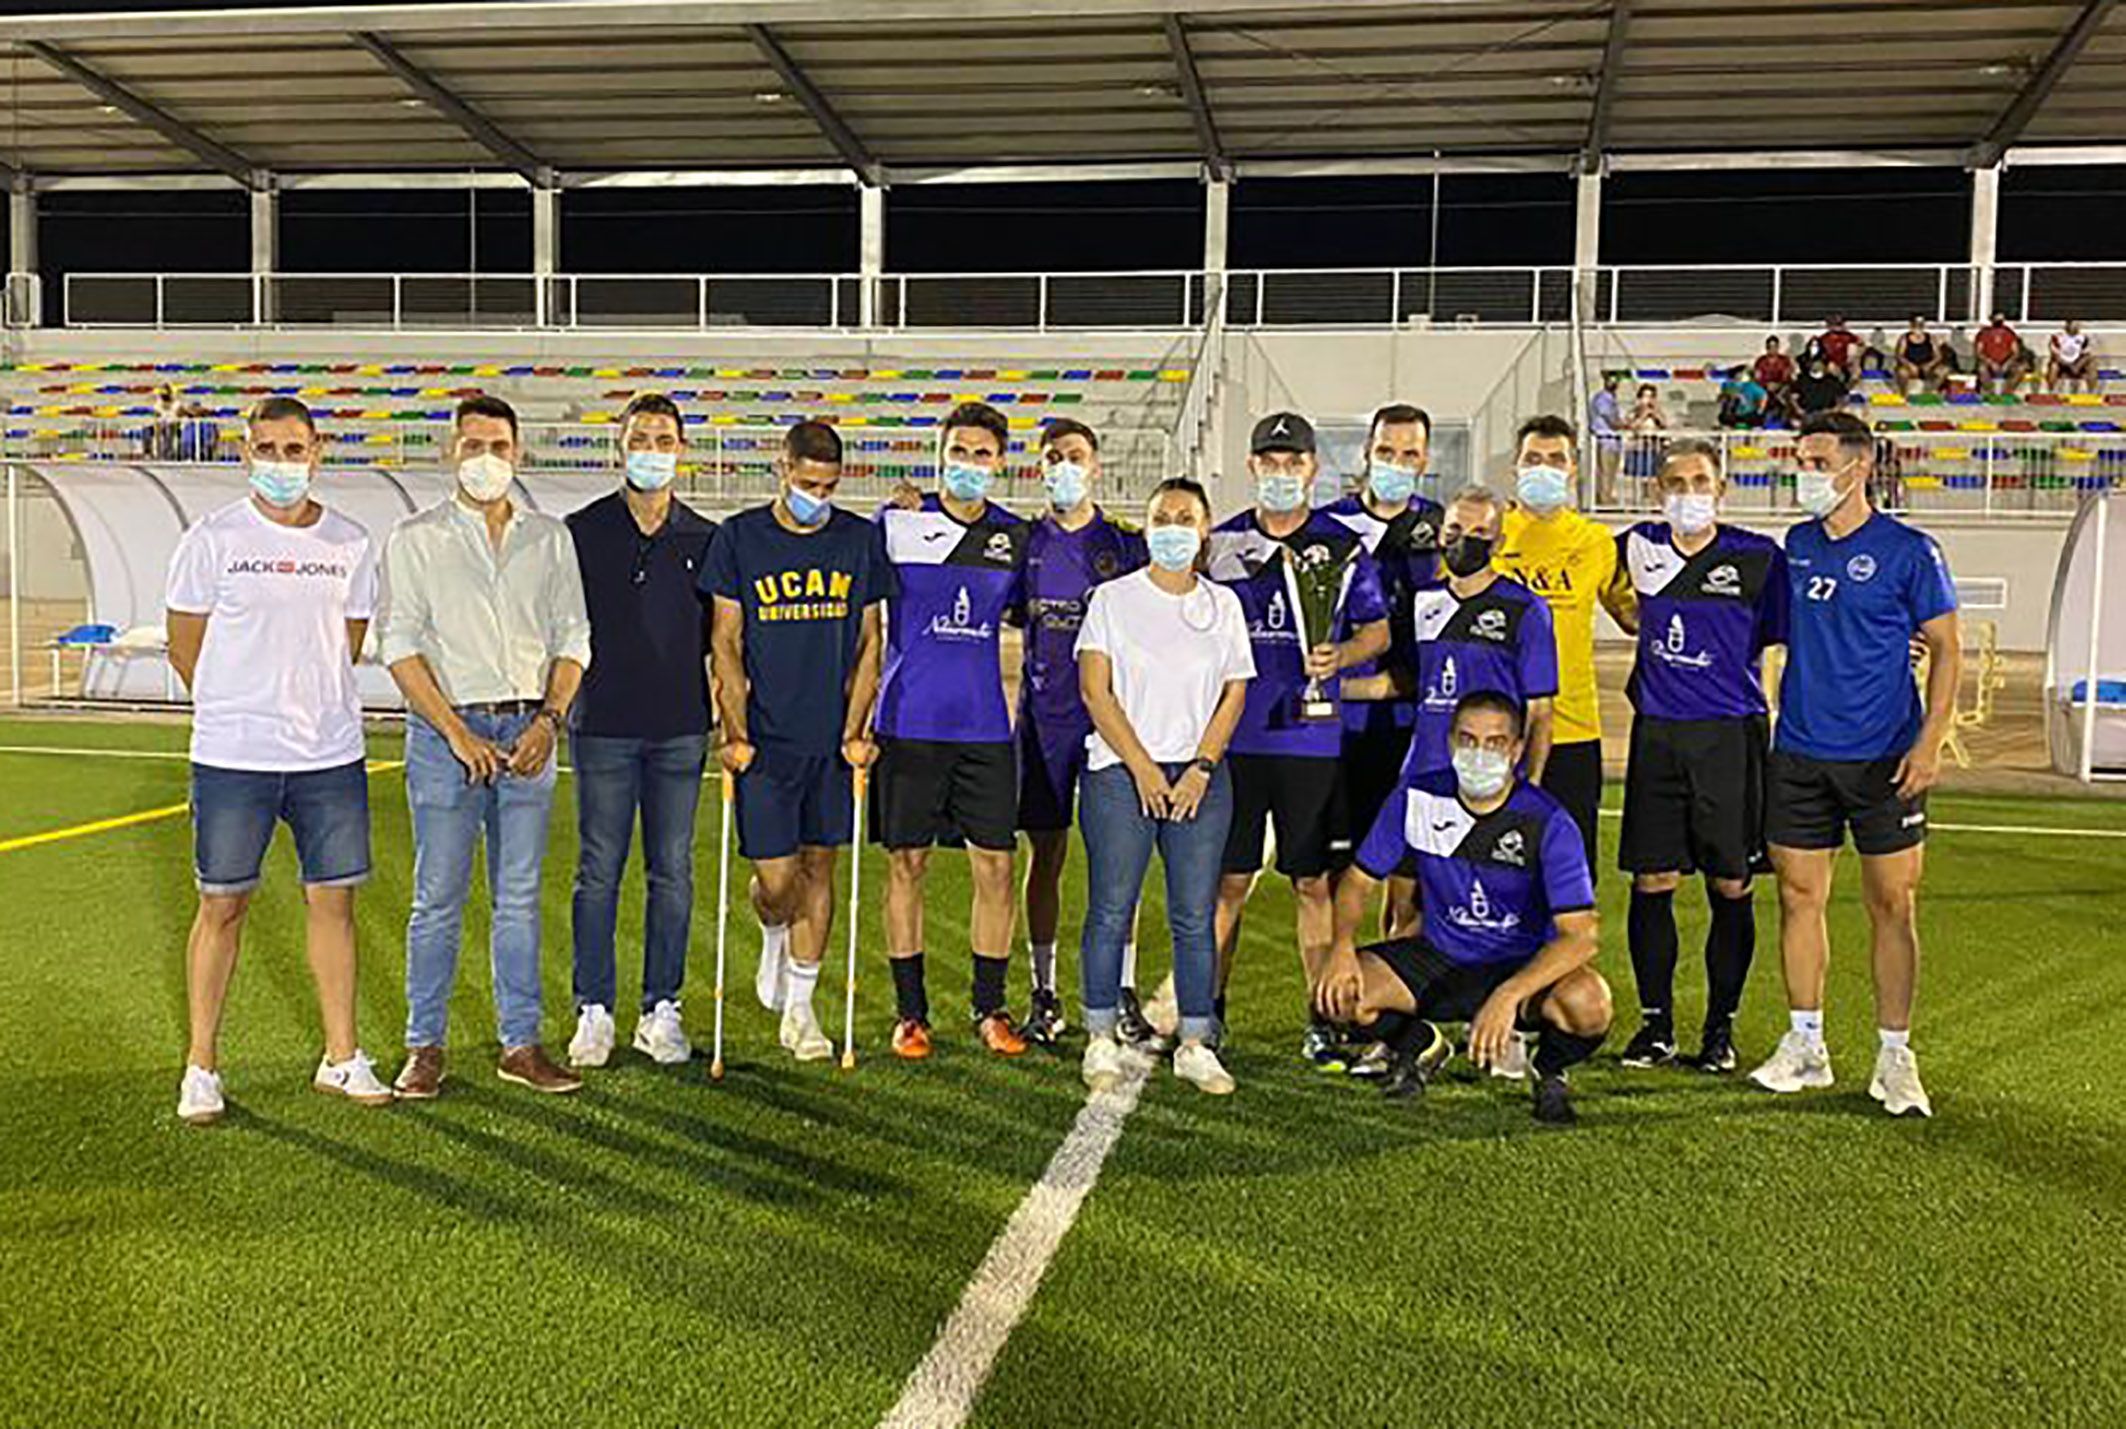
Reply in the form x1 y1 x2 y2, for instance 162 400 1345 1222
1249 411 1315 455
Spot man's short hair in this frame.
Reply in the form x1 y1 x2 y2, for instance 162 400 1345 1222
784 419 842 466
245 395 316 435
620 391 685 435
1799 409 1874 456
1452 688 1526 740
942 401 1009 454
1516 413 1577 450
1445 483 1503 520
1039 417 1099 452
454 393 519 442
1368 403 1432 440
1659 436 1723 480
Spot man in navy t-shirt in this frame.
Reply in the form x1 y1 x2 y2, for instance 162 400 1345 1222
1751 410 1960 1118
872 400 1033 1061
702 420 894 1065
1613 437 1788 1076
1207 411 1390 1059
1315 690 1613 1126
1012 417 1147 1044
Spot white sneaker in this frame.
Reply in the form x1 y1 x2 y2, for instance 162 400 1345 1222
177 1065 224 1125
1143 973 1179 1039
313 1050 394 1106
1869 1044 1933 1118
1749 1030 1836 1094
778 1001 834 1062
1173 1041 1236 1095
1082 1033 1127 1093
568 1004 616 1068
632 1000 693 1065
756 921 790 1011
1488 1029 1532 1081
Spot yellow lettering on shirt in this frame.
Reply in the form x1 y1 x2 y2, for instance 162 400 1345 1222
752 565 856 623
1496 507 1623 745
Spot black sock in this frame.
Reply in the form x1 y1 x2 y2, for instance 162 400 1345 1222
1533 1027 1606 1079
972 954 1009 1018
1627 888 1679 1027
1705 887 1758 1031
1366 1010 1418 1052
1213 993 1227 1025
891 954 929 1023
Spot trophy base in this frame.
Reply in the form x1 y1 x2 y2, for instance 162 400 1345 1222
1298 698 1339 724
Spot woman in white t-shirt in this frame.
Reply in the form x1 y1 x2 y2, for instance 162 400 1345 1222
1075 478 1255 1095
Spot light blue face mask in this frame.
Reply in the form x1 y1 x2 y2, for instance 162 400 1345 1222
249 460 311 509
625 449 677 491
1368 461 1418 507
1043 460 1089 512
785 484 832 527
1516 465 1573 514
1257 472 1310 513
1146 524 1202 572
942 461 993 502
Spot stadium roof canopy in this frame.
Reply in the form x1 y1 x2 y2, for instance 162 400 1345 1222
1 0 2124 188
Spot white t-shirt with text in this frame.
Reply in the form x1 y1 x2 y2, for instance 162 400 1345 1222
165 498 378 771
1075 568 1255 772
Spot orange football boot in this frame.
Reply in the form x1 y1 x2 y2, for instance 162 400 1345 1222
976 1011 1029 1057
891 1018 933 1060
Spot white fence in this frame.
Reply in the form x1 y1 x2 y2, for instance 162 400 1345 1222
44 263 2126 333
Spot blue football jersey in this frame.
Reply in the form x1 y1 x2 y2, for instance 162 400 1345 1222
1015 510 1146 730
874 495 1029 744
1402 575 1558 776
1356 767 1596 966
1619 522 1787 722
1320 494 1445 736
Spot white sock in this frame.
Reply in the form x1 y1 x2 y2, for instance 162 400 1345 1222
762 920 790 951
1120 941 1139 990
1790 1009 1825 1048
1878 1027 1910 1052
786 959 820 1013
1031 941 1057 995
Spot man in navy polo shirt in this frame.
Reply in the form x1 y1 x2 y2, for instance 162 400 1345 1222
1751 410 1959 1118
564 393 717 1071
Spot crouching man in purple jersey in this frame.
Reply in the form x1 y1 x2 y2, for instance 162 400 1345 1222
1011 418 1148 1045
1317 690 1613 1126
872 401 1033 1061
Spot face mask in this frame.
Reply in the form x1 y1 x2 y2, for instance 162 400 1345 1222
457 452 514 504
1797 466 1847 518
625 450 676 491
1442 533 1494 579
1367 461 1417 507
1664 492 1719 536
1257 473 1309 513
785 485 832 528
249 459 311 509
1516 465 1573 514
1043 460 1089 512
1452 746 1513 800
941 461 992 503
1146 524 1202 572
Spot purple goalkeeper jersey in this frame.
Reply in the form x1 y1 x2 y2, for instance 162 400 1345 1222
874 494 1029 744
1015 509 1147 730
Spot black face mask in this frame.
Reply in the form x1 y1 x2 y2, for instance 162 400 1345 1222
1443 533 1494 578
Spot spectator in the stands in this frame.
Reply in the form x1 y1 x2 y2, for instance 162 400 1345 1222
1589 371 1624 505
1792 353 1849 418
152 382 183 460
2047 318 2097 394
1816 314 1864 382
1973 313 2032 395
1622 382 1668 498
1893 315 1952 394
1717 366 1768 430
1753 335 1796 407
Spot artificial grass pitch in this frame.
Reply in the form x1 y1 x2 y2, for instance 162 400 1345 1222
1 715 2122 1427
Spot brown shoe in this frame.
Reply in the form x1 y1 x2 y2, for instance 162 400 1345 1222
498 1043 583 1094
976 1011 1029 1058
394 1046 445 1100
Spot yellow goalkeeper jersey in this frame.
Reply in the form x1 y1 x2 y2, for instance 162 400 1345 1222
1494 506 1626 745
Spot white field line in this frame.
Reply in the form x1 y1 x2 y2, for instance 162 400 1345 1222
879 1062 1150 1429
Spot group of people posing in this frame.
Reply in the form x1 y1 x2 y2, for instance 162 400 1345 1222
167 384 1960 1129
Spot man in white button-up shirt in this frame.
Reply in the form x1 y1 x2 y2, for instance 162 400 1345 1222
378 394 592 1098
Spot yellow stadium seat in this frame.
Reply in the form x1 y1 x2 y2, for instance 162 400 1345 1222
1159 369 1190 381
2067 394 2102 406
2062 448 2095 462
1904 474 1943 489
1930 448 1967 461
470 365 499 377
1868 392 1907 406
1733 446 1765 459
1957 421 1998 432
590 368 621 379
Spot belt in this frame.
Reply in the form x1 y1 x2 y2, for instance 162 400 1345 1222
458 699 542 716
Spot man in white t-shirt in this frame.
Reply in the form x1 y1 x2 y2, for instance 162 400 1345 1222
2048 318 2096 394
164 396 393 1124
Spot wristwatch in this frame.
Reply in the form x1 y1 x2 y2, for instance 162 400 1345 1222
535 708 565 734
1190 756 1218 777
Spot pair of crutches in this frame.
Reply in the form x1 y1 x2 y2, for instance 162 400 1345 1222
709 766 867 1079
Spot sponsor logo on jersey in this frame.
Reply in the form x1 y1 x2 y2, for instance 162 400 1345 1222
1473 608 1508 641
927 585 995 641
1847 553 1878 582
227 557 350 579
1705 563 1742 595
1651 611 1714 670
1448 876 1521 934
1494 830 1525 867
985 531 1015 564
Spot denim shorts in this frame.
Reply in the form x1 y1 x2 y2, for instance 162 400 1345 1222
191 759 372 895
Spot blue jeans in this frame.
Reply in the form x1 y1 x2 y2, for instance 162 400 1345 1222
570 732 706 1013
403 709 557 1049
1078 761 1232 1043
191 759 371 894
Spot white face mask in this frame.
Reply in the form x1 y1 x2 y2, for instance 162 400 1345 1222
1452 746 1514 800
457 452 515 503
1796 465 1847 518
1664 491 1719 536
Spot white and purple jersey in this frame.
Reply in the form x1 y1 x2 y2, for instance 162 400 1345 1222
1208 508 1389 759
1321 493 1444 736
1015 510 1147 733
1356 767 1595 966
1620 522 1787 723
875 494 1029 744
1404 576 1557 776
